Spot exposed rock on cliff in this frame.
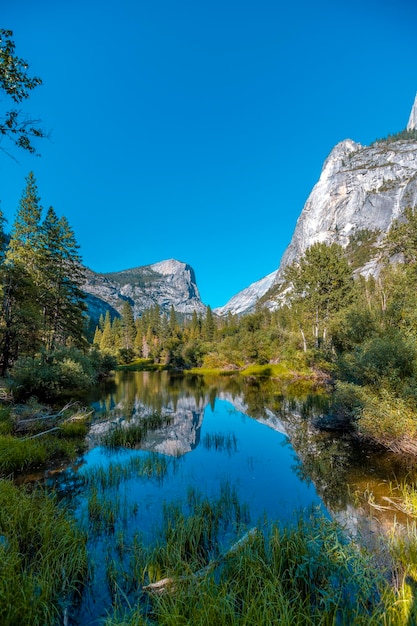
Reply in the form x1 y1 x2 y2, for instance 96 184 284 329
217 97 417 316
274 137 417 280
407 93 417 131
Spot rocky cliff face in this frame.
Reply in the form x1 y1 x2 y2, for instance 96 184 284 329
274 137 417 281
218 132 417 316
83 258 206 321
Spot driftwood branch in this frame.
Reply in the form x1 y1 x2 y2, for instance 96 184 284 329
144 527 258 594
16 402 79 425
16 403 92 437
22 426 61 440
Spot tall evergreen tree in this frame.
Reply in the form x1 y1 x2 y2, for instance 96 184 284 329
39 207 86 350
0 203 6 263
6 171 42 274
203 305 215 342
120 301 136 350
284 242 354 350
100 311 113 352
0 172 43 370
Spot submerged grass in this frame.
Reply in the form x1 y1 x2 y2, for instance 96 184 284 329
98 483 417 626
81 453 171 491
202 431 238 454
101 412 173 449
0 479 87 625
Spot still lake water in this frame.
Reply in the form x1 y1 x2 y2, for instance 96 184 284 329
50 371 417 624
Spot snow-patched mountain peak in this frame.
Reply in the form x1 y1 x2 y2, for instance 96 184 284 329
214 270 278 317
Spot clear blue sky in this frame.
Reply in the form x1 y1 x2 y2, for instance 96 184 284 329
1 0 417 308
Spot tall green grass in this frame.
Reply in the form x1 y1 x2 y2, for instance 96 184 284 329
0 434 81 475
0 479 87 625
100 487 417 626
101 412 173 449
202 431 238 454
81 453 171 491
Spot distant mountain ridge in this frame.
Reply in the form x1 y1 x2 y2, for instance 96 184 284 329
83 258 206 322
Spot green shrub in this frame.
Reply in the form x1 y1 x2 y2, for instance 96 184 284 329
10 347 116 401
330 381 364 425
356 388 417 453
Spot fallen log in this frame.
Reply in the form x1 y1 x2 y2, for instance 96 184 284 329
143 527 258 594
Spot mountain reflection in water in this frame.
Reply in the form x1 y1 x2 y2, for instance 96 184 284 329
84 371 417 533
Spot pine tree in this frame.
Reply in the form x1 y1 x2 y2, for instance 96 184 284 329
0 263 40 373
100 311 113 352
6 171 42 274
203 305 215 342
120 301 136 350
0 203 6 264
169 304 178 336
39 207 86 350
93 326 103 346
284 242 354 350
190 310 200 338
0 172 43 370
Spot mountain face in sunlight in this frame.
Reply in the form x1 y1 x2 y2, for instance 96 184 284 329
219 131 417 315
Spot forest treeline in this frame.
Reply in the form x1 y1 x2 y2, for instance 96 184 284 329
0 172 115 399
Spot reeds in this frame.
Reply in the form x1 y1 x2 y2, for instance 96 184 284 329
96 488 417 626
81 452 170 491
0 479 87 625
202 431 238 454
101 412 173 449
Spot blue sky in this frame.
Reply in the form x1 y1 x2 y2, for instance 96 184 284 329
1 0 417 308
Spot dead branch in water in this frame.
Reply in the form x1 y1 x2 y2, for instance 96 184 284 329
144 527 258 594
22 427 61 440
14 402 92 436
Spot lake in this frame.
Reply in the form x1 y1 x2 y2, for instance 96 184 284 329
46 370 416 624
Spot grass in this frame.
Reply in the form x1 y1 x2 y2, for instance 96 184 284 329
0 479 87 625
101 412 173 449
0 400 90 475
202 431 238 454
4 464 415 625
100 491 417 626
0 433 83 475
81 453 171 490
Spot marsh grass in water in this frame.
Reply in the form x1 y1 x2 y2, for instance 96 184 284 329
81 453 171 491
97 484 417 626
101 412 173 449
202 431 238 454
105 516 411 625
0 479 87 625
